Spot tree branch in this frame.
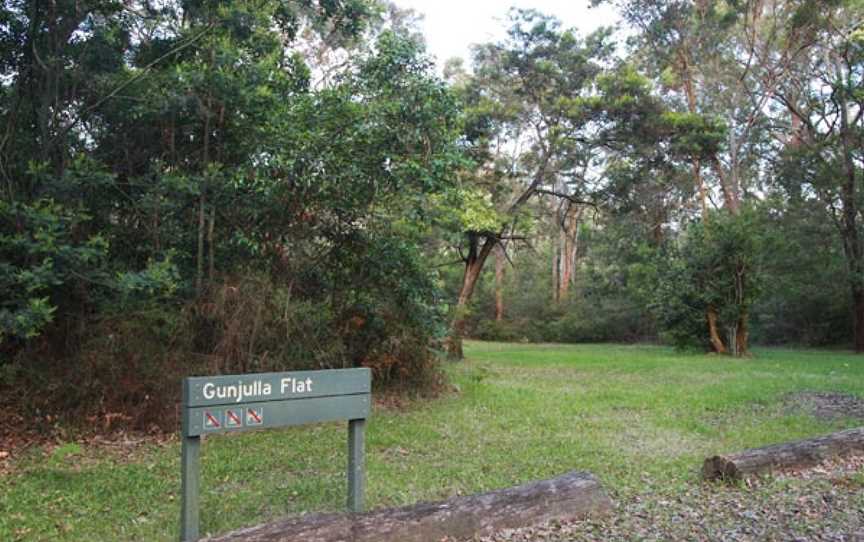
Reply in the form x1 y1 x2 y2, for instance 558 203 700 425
535 188 599 207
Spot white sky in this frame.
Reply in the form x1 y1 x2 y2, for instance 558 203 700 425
392 0 622 68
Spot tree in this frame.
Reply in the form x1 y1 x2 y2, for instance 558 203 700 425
653 208 764 353
773 0 864 351
595 0 813 355
442 9 612 358
0 0 468 403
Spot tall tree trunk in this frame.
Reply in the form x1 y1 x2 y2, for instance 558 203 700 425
681 53 728 353
448 150 550 357
735 311 749 357
680 52 709 219
733 261 748 356
552 231 561 302
494 243 506 322
707 306 727 354
448 235 497 359
711 156 740 214
837 68 864 352
558 205 583 301
694 160 708 218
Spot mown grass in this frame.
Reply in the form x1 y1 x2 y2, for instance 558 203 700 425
3 342 864 541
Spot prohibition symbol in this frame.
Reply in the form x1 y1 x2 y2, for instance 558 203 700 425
203 411 222 430
225 408 242 428
181 368 372 542
246 407 263 426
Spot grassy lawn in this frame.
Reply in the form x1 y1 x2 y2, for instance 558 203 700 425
3 342 864 541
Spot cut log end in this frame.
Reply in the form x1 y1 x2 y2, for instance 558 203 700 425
702 455 740 481
207 470 612 542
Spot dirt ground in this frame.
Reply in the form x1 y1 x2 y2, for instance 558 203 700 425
787 391 864 422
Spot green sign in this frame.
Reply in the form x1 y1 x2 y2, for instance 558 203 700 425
180 368 371 542
181 369 371 436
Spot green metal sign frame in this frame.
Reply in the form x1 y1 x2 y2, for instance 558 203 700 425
179 368 371 542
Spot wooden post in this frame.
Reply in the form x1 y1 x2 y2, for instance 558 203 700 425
179 369 371 540
181 435 201 542
348 418 366 513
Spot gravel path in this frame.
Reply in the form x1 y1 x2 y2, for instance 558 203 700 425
456 457 864 542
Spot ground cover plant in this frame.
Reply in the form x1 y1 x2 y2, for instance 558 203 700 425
2 341 864 541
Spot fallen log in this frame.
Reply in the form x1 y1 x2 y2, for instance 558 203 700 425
207 470 612 542
703 426 864 482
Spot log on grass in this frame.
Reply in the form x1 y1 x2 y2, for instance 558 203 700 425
208 470 612 542
703 426 864 481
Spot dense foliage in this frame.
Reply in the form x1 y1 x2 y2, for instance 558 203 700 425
2 0 863 432
0 0 464 429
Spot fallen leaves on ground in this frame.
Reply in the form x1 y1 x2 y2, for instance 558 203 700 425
456 456 864 542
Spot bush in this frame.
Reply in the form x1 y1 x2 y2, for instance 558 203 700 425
651 210 763 352
3 257 446 433
552 297 653 343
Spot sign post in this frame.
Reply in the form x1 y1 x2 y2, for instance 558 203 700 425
347 418 365 512
179 368 372 542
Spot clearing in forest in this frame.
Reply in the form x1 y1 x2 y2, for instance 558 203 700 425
2 341 864 541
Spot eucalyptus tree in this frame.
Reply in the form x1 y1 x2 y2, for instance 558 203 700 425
773 0 864 351
440 9 615 358
594 0 813 355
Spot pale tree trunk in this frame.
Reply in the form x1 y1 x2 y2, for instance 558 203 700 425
711 156 740 214
680 52 710 220
448 235 497 359
683 49 756 355
558 205 583 301
494 243 506 322
197 40 216 296
681 57 728 354
694 160 708 219
552 230 561 302
197 74 212 296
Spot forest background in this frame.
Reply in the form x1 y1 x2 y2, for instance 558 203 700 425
1 0 862 432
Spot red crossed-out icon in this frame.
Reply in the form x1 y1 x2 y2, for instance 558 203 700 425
203 411 221 429
246 407 263 425
226 409 242 427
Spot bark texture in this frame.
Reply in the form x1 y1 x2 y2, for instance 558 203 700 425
706 306 727 354
556 204 583 301
448 234 496 359
494 243 506 322
207 471 612 542
703 427 864 482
